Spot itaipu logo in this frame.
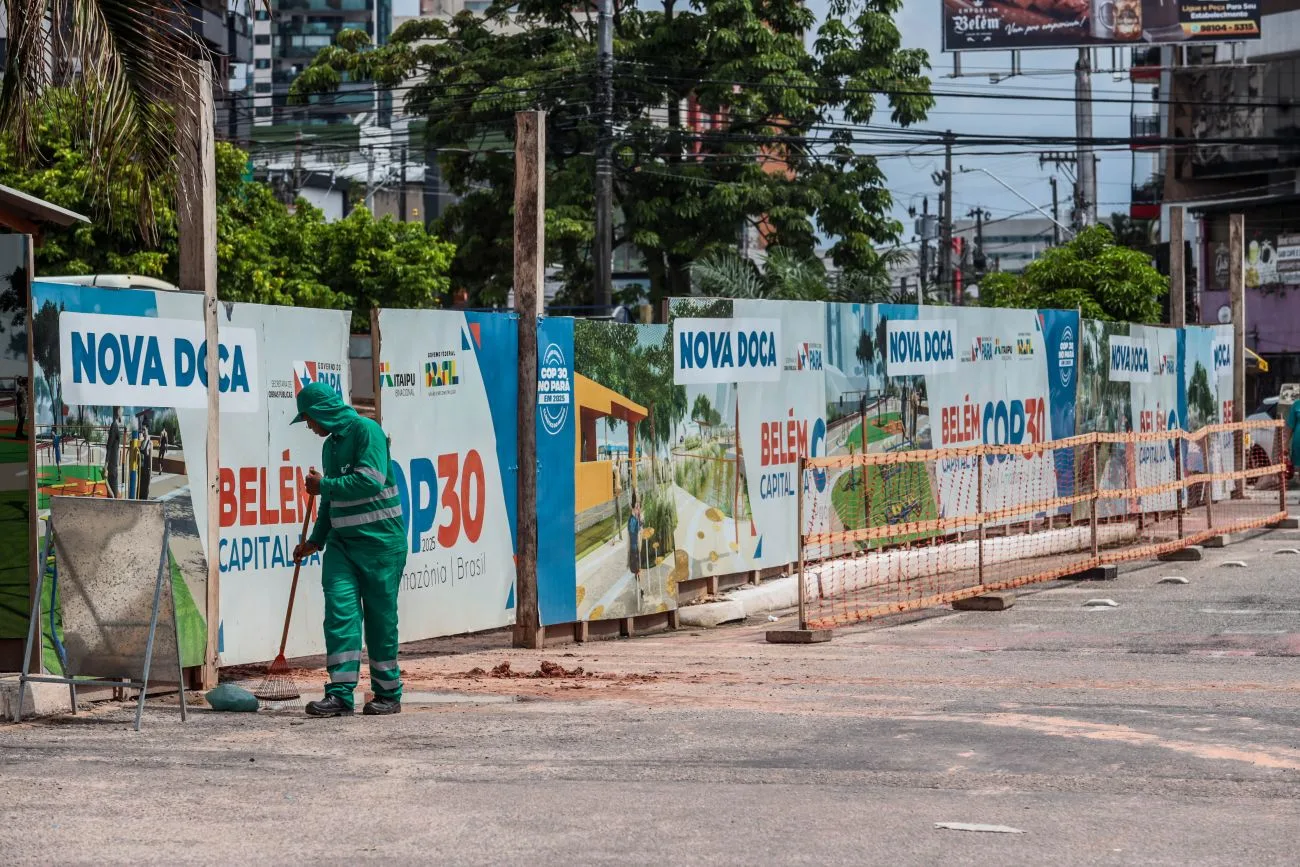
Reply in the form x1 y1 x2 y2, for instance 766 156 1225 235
379 361 418 397
293 361 344 397
538 343 571 436
379 362 417 389
1058 325 1075 388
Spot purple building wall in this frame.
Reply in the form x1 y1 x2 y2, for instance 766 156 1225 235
1199 290 1300 357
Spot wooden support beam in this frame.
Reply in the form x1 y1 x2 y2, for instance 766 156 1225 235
177 60 220 688
512 110 545 650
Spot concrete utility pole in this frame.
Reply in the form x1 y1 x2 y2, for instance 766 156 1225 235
1230 213 1246 498
1075 49 1097 227
177 59 220 689
1169 205 1185 328
594 0 614 312
399 145 408 222
968 207 988 289
365 147 375 212
940 131 955 304
1050 176 1061 245
513 110 546 649
919 196 931 299
293 129 303 197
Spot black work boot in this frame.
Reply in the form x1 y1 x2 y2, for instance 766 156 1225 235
363 696 401 716
305 695 353 717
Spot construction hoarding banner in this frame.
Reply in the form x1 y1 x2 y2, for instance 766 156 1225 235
1180 323 1236 499
1078 320 1182 515
942 1 1262 53
214 303 351 666
819 304 1078 555
373 308 518 643
28 281 353 668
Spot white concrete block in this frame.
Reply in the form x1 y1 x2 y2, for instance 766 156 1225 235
676 600 746 628
0 679 73 722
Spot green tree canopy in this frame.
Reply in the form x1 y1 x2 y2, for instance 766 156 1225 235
979 225 1165 323
0 90 455 330
295 0 933 308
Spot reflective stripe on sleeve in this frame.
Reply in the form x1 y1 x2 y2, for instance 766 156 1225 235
331 505 403 528
333 486 399 509
355 466 387 484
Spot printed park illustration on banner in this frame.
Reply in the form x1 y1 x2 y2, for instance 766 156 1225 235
573 319 685 621
670 298 823 576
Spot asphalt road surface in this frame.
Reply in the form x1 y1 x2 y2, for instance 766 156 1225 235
4 525 1300 865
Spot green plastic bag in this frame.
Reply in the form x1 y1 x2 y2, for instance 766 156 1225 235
206 683 260 712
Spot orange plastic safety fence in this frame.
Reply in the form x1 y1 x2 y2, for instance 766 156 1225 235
797 421 1288 630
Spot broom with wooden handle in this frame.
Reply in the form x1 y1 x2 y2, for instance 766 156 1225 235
253 493 317 706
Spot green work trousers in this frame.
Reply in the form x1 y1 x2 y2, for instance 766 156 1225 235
322 543 406 707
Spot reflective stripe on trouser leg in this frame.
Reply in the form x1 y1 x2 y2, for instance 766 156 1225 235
321 545 364 706
361 547 407 701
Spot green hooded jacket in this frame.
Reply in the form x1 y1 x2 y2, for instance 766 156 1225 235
293 382 406 554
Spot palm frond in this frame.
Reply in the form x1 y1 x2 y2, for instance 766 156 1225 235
0 2 268 233
691 252 765 299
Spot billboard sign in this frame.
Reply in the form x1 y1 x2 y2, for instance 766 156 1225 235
942 1 1261 52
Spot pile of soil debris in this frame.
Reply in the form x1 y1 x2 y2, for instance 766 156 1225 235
458 660 659 683
463 660 588 679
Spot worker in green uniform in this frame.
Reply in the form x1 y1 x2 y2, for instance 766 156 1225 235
290 382 406 717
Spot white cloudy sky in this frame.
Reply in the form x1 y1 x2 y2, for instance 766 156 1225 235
390 0 1139 237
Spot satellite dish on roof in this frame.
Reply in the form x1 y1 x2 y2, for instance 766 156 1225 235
1217 305 1232 324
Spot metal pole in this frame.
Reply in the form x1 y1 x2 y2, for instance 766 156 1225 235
959 167 1073 238
135 527 171 732
941 131 954 303
594 0 614 312
1090 438 1099 559
1050 176 1061 246
797 456 807 630
977 454 985 585
1170 205 1186 328
1174 430 1185 541
1205 435 1215 531
1230 213 1246 498
859 398 869 538
1278 417 1289 518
